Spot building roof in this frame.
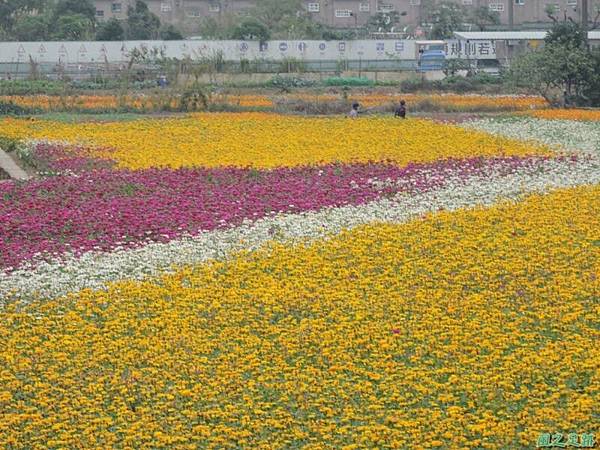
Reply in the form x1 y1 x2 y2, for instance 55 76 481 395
454 31 600 40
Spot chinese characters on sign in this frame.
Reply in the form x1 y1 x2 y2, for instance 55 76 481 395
445 40 497 59
537 433 595 448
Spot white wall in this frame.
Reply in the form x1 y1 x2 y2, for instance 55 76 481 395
0 39 498 64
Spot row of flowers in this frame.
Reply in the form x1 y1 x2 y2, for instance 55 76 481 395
0 113 550 170
2 145 598 301
0 142 558 272
522 108 600 122
0 92 549 113
0 185 598 448
463 117 600 156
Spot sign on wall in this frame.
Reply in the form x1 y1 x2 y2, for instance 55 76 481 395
0 39 498 64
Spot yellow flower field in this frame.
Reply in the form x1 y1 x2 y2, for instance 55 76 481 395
0 185 598 448
523 109 600 122
0 113 550 169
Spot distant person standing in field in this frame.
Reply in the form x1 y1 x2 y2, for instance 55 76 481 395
395 100 407 119
349 102 360 118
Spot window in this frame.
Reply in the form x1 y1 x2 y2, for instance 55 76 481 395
111 2 122 13
377 3 395 12
462 0 473 4
359 2 370 11
566 0 577 5
187 10 201 17
96 9 105 17
515 0 524 5
209 3 221 12
409 0 420 5
335 9 352 17
489 2 505 11
307 2 320 12
161 2 172 12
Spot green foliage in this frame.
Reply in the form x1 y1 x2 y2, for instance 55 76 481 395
277 57 306 73
324 77 375 87
127 0 161 40
160 24 184 40
195 17 226 39
11 15 49 41
320 28 357 41
367 11 403 33
0 135 25 152
53 14 95 40
96 18 125 41
0 0 43 30
399 74 502 93
509 22 599 106
267 76 316 89
179 83 208 112
230 18 270 41
471 6 500 31
428 1 466 39
54 0 96 22
545 22 587 48
442 59 470 76
585 49 600 105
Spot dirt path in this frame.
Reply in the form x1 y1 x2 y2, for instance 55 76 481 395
0 149 30 181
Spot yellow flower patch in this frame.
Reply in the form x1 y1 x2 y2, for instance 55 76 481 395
1 185 598 448
524 109 600 122
0 113 549 169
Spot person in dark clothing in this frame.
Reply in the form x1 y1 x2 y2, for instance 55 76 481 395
349 102 360 118
394 100 407 118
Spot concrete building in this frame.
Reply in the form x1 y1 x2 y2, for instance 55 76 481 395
93 0 595 32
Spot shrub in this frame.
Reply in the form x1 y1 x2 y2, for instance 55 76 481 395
267 76 316 89
0 101 39 116
324 77 375 87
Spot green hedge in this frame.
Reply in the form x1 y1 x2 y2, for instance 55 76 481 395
324 77 375 87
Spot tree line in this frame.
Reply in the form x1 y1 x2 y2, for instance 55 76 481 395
0 0 183 41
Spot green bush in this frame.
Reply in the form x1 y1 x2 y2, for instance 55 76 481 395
0 80 66 95
0 101 39 116
267 76 316 89
0 135 23 153
324 77 374 87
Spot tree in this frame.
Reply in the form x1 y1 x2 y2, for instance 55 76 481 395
509 22 598 106
53 13 95 40
585 49 600 103
471 6 500 31
54 0 96 22
367 11 403 32
252 0 303 30
127 0 161 40
428 2 465 39
0 0 43 31
230 18 270 41
544 3 561 22
160 24 184 40
96 17 125 41
11 15 49 41
545 21 587 47
194 16 226 39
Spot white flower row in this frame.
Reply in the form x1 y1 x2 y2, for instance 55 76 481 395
462 117 600 155
1 155 599 304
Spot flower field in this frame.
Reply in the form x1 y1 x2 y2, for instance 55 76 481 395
0 92 549 114
0 113 598 448
523 108 600 122
1 114 550 169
